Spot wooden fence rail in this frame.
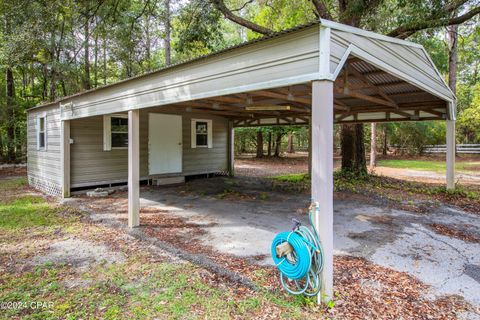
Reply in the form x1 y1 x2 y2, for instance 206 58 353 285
424 144 480 154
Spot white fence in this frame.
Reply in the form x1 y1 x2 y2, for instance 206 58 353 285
423 144 480 154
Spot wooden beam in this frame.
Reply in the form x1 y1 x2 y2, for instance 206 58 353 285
336 113 353 121
392 110 413 118
420 109 444 117
253 90 311 105
246 105 291 111
205 96 244 103
335 87 397 108
345 65 398 108
336 116 441 124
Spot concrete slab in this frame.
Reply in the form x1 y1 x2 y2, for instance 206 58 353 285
76 176 480 311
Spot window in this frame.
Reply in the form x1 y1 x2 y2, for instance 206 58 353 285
191 119 212 148
103 114 128 150
37 115 47 150
111 117 128 148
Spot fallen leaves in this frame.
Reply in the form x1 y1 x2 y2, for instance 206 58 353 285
428 223 480 243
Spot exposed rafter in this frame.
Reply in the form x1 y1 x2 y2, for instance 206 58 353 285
345 63 398 108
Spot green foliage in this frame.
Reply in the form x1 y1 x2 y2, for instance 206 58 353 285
0 195 63 229
271 173 308 183
174 0 226 55
457 83 480 143
378 159 480 173
0 0 478 162
386 122 446 155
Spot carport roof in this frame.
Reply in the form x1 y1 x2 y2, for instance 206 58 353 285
30 19 456 123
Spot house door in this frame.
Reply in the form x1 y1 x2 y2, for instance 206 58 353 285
148 113 182 175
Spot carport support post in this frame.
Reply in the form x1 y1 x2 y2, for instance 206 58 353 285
60 120 70 198
446 120 456 190
128 109 140 228
311 80 334 304
228 120 235 176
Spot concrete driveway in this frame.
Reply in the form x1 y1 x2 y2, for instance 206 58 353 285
82 176 480 312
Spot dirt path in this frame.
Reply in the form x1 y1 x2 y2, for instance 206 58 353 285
236 155 480 186
374 166 480 186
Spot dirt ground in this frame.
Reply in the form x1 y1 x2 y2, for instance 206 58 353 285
236 153 480 186
235 153 310 177
2 160 480 319
64 172 480 319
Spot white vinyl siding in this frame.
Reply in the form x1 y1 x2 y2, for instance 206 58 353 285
27 105 62 196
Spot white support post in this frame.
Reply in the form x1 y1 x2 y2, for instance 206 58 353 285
446 120 456 190
128 109 140 228
311 80 334 304
61 120 70 198
228 120 235 176
308 117 312 176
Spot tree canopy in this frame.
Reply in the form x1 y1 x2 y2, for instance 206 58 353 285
0 0 479 162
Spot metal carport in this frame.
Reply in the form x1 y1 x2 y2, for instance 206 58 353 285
30 19 456 303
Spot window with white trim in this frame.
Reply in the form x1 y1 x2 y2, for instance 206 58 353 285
191 119 212 148
37 115 47 150
103 114 128 150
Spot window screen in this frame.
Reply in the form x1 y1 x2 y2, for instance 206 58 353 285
38 117 46 149
111 117 128 148
195 121 208 147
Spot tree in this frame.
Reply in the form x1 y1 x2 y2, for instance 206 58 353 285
209 0 479 175
165 0 171 66
287 132 294 153
370 123 376 168
274 131 282 157
256 129 263 157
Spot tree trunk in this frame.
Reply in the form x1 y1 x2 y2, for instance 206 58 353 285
94 22 98 88
382 125 388 155
41 64 48 100
341 124 355 170
84 18 91 90
267 131 272 156
354 124 367 173
164 0 171 66
370 123 377 168
447 24 458 95
103 35 107 85
145 16 152 71
256 130 263 158
274 132 282 157
287 132 294 153
341 124 367 174
6 67 15 162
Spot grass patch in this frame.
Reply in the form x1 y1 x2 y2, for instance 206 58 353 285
0 195 66 230
378 159 480 173
268 170 479 213
0 255 310 319
0 175 316 319
271 173 308 183
269 173 309 192
0 177 27 191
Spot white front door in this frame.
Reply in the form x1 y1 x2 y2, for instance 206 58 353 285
148 113 182 175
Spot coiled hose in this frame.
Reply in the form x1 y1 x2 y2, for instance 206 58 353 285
271 203 324 296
